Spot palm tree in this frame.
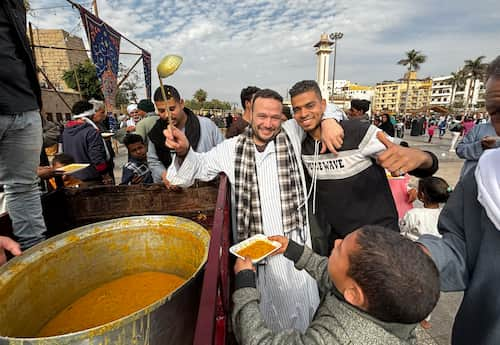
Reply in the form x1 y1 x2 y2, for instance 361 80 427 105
449 69 467 109
463 56 488 113
397 50 427 115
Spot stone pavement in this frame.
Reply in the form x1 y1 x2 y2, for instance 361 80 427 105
112 129 467 345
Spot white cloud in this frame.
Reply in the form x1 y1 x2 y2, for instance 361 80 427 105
29 0 499 103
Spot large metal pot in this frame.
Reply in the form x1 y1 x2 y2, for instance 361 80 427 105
0 216 210 345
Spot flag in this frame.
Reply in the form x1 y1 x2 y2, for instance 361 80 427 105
142 50 152 100
78 5 121 112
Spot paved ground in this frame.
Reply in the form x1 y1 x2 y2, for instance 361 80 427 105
113 129 466 345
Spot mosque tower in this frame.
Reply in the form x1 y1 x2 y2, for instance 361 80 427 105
314 33 333 100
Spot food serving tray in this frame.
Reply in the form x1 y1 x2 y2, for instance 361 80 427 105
229 234 281 263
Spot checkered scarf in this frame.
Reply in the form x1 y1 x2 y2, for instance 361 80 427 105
234 126 307 243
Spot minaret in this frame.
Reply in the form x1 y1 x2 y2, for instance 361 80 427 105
314 33 333 100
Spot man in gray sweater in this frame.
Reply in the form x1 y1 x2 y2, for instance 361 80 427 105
233 226 440 345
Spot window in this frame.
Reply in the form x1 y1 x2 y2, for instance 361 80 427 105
56 112 63 122
46 112 53 121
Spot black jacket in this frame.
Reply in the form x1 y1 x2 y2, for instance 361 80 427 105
0 0 42 113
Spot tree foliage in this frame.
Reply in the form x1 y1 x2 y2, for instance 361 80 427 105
193 89 208 103
62 59 103 100
116 62 143 106
397 49 426 114
185 99 231 111
397 49 427 72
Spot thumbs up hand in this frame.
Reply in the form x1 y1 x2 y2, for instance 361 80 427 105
376 131 432 176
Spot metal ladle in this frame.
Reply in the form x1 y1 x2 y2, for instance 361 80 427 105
156 54 183 126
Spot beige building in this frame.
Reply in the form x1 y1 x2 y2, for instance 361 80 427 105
373 71 432 114
30 29 88 120
314 33 333 100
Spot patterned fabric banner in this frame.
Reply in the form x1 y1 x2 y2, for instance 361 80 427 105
142 49 152 100
78 5 121 111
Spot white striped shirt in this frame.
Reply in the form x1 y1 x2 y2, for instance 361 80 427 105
168 120 320 332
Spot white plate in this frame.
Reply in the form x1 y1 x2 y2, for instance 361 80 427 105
55 163 90 175
229 234 282 264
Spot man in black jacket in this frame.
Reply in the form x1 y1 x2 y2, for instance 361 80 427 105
0 0 47 250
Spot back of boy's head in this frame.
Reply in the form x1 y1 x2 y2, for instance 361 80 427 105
52 153 75 166
123 134 144 148
348 226 440 324
418 176 451 203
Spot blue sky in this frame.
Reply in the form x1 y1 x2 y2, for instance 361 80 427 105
29 0 499 104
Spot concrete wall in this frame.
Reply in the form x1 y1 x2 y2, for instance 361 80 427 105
31 29 88 93
41 89 81 123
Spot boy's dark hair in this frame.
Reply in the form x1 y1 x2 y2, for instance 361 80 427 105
289 80 322 100
399 141 409 147
348 225 440 324
123 134 145 148
486 55 500 81
418 176 451 203
351 99 370 113
240 86 260 109
52 153 75 166
153 85 181 102
251 89 283 110
71 100 92 115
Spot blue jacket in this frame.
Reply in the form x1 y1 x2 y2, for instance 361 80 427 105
456 122 497 177
62 121 108 181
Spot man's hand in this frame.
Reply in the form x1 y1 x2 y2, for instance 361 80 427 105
37 166 55 179
481 136 497 150
126 125 136 132
234 257 255 274
164 126 190 157
161 171 180 191
320 119 344 154
131 174 145 184
0 236 21 265
101 173 113 185
376 132 432 176
267 235 289 255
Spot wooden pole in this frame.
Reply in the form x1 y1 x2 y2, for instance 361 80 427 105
31 44 141 56
73 69 83 100
92 0 99 17
37 67 73 112
117 55 142 88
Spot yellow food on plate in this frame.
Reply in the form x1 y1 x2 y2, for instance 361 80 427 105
38 271 185 337
237 240 276 260
58 163 89 173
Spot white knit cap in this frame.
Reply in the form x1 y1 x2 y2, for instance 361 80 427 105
127 104 138 114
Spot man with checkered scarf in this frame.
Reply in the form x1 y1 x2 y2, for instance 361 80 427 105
164 89 344 333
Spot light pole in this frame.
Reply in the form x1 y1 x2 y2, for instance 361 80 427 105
329 32 343 98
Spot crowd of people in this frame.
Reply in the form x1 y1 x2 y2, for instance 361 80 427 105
1 1 500 344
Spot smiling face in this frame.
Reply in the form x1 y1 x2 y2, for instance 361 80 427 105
291 90 326 136
251 97 283 145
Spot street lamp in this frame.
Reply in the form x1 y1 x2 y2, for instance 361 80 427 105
329 32 343 98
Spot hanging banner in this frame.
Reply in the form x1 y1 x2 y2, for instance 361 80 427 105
142 49 152 100
78 5 121 112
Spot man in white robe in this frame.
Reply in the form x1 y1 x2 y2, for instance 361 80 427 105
165 89 344 332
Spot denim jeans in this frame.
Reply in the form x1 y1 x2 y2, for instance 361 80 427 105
0 111 46 250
